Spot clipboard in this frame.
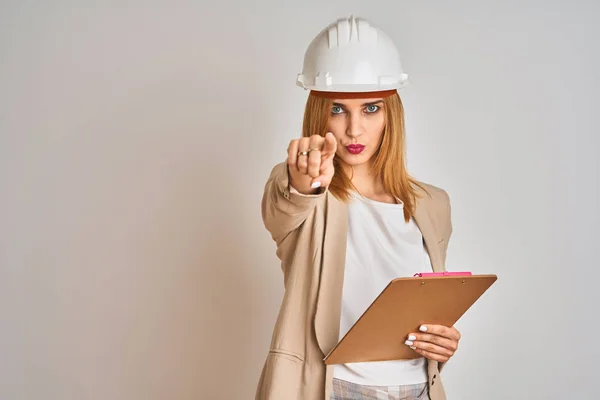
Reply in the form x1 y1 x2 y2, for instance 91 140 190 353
323 273 497 365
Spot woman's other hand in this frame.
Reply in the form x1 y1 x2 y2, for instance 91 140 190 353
404 324 461 363
287 132 337 194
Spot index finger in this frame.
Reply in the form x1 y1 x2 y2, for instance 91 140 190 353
419 324 461 341
321 132 337 158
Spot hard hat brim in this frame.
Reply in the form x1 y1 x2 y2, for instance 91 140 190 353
310 89 397 99
296 80 409 93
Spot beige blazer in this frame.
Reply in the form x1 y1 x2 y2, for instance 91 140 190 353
255 162 453 400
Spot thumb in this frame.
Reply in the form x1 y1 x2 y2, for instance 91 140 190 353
322 132 337 158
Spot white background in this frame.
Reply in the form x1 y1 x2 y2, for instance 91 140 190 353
1 1 598 399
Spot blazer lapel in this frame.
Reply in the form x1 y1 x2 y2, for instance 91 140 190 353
413 188 445 273
314 192 348 358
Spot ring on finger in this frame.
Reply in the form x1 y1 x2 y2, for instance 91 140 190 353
297 148 320 157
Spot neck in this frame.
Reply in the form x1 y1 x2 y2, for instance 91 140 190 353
342 161 384 195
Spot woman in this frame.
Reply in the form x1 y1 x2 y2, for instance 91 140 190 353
256 16 460 400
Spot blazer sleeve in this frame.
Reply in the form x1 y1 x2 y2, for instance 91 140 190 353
261 161 327 245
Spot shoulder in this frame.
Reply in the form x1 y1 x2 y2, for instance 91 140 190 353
413 180 451 207
412 179 453 239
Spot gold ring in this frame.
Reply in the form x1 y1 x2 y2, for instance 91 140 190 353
297 148 320 157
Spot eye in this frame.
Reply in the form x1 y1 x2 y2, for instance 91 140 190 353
365 105 380 113
332 106 344 114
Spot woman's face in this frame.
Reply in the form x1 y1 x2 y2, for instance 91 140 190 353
326 97 385 168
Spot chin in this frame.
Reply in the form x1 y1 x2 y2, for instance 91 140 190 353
338 153 373 167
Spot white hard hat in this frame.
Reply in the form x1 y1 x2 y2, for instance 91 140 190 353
296 16 409 93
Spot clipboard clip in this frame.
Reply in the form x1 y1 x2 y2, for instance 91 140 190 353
413 272 472 277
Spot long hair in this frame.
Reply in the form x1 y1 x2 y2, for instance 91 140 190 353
300 92 427 222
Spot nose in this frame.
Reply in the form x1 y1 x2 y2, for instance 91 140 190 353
346 112 364 138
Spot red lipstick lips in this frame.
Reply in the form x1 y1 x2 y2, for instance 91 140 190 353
346 144 365 155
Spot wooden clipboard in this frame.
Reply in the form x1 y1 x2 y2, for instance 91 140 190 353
323 274 497 365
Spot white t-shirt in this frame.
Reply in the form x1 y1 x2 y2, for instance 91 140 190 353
332 191 432 386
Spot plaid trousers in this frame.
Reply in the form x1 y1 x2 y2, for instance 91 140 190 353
331 378 430 400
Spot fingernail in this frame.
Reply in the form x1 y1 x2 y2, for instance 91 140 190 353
405 340 414 346
408 335 416 341
311 182 321 189
410 346 416 350
419 325 428 332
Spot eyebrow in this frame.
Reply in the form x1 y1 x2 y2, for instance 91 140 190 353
333 100 384 108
